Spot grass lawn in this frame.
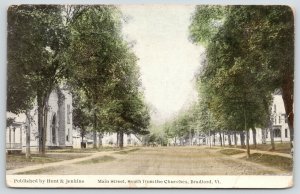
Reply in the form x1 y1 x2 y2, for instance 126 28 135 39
236 143 291 154
219 149 245 155
115 148 140 154
16 166 58 175
6 153 90 170
244 153 293 172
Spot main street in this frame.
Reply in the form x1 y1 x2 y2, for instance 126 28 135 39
7 147 291 175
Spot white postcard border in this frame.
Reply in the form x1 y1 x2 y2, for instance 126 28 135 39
6 175 293 188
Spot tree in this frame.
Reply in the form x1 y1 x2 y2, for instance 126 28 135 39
108 51 150 148
7 5 69 155
67 5 123 148
190 5 288 157
190 6 294 151
67 5 150 148
72 90 91 147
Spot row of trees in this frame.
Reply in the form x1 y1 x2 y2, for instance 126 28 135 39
162 101 268 148
160 5 294 157
7 5 150 157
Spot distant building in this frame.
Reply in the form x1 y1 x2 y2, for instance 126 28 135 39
102 132 143 147
6 86 73 152
72 129 143 148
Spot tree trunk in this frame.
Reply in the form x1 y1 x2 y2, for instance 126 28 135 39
219 131 222 147
244 106 250 158
240 132 245 148
252 127 257 149
93 113 97 149
246 130 250 158
25 110 31 159
213 132 216 146
42 105 48 154
233 131 237 147
37 93 49 156
81 132 85 149
262 128 267 144
281 73 294 150
119 131 124 148
189 129 192 146
270 127 275 151
174 136 176 146
208 130 211 148
81 128 84 143
37 103 44 155
228 132 232 146
93 130 97 149
222 132 225 146
98 132 102 147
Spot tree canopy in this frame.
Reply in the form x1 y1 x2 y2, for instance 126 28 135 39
7 5 150 151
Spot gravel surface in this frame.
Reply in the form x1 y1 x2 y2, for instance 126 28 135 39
21 147 291 175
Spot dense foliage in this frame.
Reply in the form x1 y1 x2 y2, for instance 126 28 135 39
7 5 150 153
159 5 294 156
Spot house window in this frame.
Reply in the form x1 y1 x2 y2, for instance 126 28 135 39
274 117 277 125
67 104 71 124
66 128 71 142
274 128 281 138
285 129 288 138
285 115 288 123
278 116 281 124
274 104 276 113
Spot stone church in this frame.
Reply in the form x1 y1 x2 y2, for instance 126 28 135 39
6 86 73 152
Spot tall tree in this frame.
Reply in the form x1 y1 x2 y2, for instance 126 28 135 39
72 90 92 147
67 5 150 148
189 5 294 156
190 5 294 148
7 5 69 155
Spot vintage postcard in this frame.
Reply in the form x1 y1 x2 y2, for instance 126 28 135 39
6 4 294 188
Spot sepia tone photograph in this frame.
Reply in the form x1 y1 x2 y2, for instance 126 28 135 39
5 4 294 188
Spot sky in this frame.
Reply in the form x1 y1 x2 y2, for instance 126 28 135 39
120 5 205 124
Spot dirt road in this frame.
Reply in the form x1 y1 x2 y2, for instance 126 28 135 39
12 147 291 175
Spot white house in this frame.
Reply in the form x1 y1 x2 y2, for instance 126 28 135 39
6 86 73 152
266 94 290 143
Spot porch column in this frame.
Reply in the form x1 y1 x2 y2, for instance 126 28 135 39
9 127 11 144
20 126 23 146
12 127 16 143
